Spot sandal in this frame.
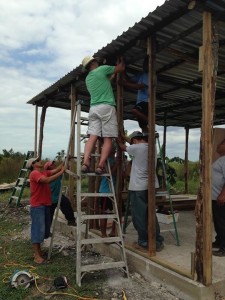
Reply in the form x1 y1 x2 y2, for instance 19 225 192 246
95 166 105 175
81 164 90 173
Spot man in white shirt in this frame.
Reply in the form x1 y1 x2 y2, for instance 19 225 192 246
117 131 164 251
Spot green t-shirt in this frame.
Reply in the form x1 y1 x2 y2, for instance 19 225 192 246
85 65 115 106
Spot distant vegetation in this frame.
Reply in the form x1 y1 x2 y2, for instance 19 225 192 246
0 149 199 194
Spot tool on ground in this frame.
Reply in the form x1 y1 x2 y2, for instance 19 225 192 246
11 270 34 289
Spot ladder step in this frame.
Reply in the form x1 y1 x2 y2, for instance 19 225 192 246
81 236 122 245
21 168 28 172
81 214 117 220
81 172 110 177
65 169 79 178
10 196 18 200
14 186 21 191
81 193 113 197
81 261 126 272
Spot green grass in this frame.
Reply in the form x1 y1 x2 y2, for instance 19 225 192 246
0 199 104 300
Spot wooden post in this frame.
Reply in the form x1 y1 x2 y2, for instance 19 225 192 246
116 58 124 219
34 105 38 157
147 37 156 256
195 11 218 286
38 105 47 159
162 112 167 162
184 126 189 194
69 84 76 209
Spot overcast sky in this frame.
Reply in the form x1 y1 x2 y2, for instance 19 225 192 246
0 0 204 161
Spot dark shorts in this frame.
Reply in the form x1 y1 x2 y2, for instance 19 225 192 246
134 101 148 128
30 206 51 243
98 197 113 213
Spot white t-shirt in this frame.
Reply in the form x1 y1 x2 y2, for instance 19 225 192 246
212 155 225 200
127 143 159 191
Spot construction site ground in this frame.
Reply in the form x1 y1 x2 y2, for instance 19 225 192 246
2 197 225 300
54 197 225 300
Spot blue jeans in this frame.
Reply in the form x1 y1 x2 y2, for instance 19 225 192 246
129 190 164 248
30 206 51 243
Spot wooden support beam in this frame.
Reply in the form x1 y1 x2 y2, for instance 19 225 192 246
69 84 76 209
38 105 47 159
116 58 124 219
184 126 189 194
195 11 218 286
147 37 156 256
34 105 38 157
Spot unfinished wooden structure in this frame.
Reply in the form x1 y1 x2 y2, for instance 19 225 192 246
27 0 225 290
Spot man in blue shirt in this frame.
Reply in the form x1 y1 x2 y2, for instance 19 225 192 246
120 56 149 133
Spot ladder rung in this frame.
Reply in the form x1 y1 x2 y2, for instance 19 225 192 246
81 193 113 197
21 168 28 172
81 261 126 272
80 116 89 121
15 187 21 191
81 214 117 220
65 169 79 178
10 196 18 200
81 236 122 245
81 172 110 177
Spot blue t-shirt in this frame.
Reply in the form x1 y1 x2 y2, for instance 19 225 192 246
49 176 62 203
99 157 116 193
132 72 149 104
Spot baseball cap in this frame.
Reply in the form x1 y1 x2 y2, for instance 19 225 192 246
26 157 39 169
129 131 143 140
44 161 55 170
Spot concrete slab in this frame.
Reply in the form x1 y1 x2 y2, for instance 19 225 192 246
55 210 225 300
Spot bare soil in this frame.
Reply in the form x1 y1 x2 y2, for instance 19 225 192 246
2 202 222 300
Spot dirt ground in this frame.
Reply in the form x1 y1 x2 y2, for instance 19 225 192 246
0 202 184 300
1 202 223 300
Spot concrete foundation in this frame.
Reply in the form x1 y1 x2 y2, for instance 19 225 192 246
54 210 225 300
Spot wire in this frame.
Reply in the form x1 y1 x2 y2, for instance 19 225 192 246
34 277 98 299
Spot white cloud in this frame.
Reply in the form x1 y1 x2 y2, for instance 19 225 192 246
1 0 202 161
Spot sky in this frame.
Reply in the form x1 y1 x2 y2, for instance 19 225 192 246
0 0 207 161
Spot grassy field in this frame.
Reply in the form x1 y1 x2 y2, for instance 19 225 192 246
0 194 107 300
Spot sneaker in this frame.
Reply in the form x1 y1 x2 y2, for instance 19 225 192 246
212 241 220 249
213 248 225 257
67 220 76 226
156 243 164 252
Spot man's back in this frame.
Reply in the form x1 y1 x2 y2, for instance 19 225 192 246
86 65 115 106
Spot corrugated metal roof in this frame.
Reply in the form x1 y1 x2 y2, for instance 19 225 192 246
27 0 225 128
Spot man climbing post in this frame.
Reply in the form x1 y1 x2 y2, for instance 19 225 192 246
119 55 149 133
81 55 125 175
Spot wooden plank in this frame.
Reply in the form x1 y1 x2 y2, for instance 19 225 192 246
195 11 217 286
184 126 189 194
147 36 156 256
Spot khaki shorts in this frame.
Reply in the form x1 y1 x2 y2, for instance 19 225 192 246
88 104 118 137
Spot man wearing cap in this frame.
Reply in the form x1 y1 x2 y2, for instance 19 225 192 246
81 55 125 175
117 131 164 251
26 157 65 264
44 161 76 227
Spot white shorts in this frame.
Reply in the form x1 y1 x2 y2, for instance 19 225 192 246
88 104 118 137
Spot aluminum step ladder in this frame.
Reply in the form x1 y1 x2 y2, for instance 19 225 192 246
75 102 129 286
155 133 180 246
8 150 34 206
